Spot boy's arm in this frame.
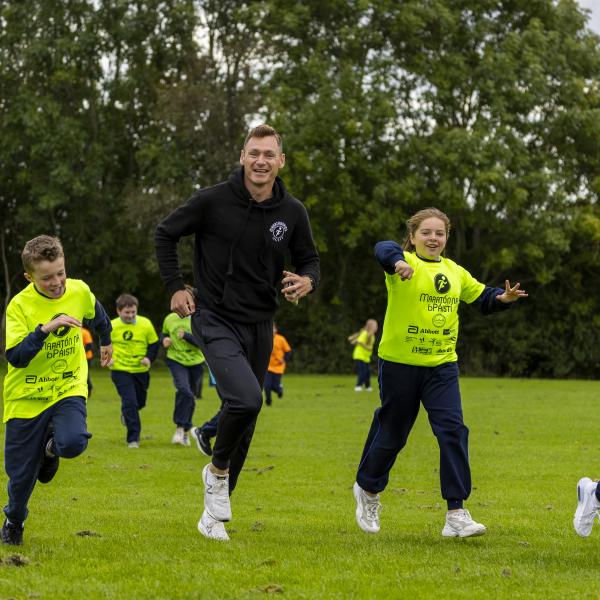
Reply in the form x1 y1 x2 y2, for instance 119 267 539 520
83 300 113 367
143 341 160 365
5 326 49 368
6 314 83 368
82 300 112 346
181 331 202 348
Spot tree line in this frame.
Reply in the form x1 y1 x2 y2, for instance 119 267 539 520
1 0 599 377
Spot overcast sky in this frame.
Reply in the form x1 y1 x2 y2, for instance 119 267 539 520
578 0 600 35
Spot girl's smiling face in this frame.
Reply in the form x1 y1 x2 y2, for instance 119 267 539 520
410 216 448 260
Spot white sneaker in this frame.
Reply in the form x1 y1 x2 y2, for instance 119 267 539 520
183 432 191 447
128 441 140 449
574 477 600 537
353 482 381 533
172 427 185 445
354 386 363 392
198 510 229 541
366 387 373 392
442 509 486 538
202 464 232 522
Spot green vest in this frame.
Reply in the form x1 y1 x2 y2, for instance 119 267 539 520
3 279 96 422
352 330 374 363
110 315 158 373
161 313 205 366
378 252 484 367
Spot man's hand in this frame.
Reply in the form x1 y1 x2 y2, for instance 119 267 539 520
177 329 185 339
162 337 172 348
394 260 414 281
99 344 113 368
171 289 195 317
496 280 528 303
140 357 151 367
41 314 82 334
281 271 311 303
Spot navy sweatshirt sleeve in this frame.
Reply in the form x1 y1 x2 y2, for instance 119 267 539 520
472 286 512 315
374 241 405 274
6 299 112 368
82 300 112 346
146 341 160 362
5 326 49 368
182 332 202 348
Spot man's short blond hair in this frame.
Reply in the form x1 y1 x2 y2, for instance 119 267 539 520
21 235 64 273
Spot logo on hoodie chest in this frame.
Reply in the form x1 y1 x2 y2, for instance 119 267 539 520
269 221 288 242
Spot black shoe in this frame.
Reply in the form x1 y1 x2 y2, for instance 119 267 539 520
38 433 60 484
191 427 212 457
1 519 23 546
277 388 283 399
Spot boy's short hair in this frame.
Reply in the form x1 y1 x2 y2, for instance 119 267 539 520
22 235 64 273
243 124 283 153
116 293 139 310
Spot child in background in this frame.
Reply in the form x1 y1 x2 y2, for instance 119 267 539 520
161 311 206 446
109 294 159 448
1 235 112 546
82 327 94 397
348 319 378 391
263 323 292 406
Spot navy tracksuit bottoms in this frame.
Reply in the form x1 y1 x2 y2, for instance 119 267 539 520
192 308 272 494
111 370 149 443
356 360 470 509
263 371 283 406
3 396 91 525
166 359 203 430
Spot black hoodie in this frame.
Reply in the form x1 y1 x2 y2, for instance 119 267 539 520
155 167 320 324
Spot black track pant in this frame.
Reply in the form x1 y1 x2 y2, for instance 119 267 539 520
192 308 272 494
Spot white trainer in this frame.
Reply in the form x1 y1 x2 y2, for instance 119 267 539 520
172 427 185 445
183 432 191 447
353 482 381 533
198 510 229 541
574 477 600 537
202 463 232 522
442 509 486 538
354 386 363 392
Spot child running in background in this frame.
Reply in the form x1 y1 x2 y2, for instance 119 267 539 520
1 235 112 546
348 319 378 392
161 310 206 446
82 327 94 397
109 294 159 449
353 207 527 539
263 323 292 406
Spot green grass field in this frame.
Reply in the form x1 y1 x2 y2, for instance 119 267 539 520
0 369 599 599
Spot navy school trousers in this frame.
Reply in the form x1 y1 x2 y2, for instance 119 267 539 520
356 360 470 504
3 395 91 524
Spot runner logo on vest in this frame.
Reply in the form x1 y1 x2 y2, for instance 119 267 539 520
51 313 70 338
434 274 451 294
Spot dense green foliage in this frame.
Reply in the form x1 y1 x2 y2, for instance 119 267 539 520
1 1 599 376
1 370 600 598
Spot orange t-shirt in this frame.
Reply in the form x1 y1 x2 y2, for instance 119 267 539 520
268 333 291 374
